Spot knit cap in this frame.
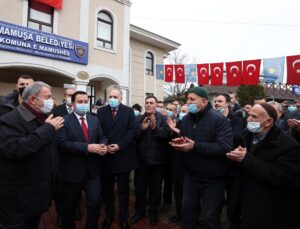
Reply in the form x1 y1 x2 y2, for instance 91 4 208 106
188 87 208 99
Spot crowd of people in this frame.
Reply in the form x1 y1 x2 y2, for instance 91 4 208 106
0 76 299 229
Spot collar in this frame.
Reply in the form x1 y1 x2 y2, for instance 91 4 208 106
21 102 47 122
74 111 87 120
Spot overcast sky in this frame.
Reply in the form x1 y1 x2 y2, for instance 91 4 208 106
130 0 300 64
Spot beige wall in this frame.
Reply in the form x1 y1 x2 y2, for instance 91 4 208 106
130 39 166 106
57 0 81 40
0 0 23 25
88 0 124 69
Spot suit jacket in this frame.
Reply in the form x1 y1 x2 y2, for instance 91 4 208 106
56 112 107 183
51 103 70 117
97 104 138 173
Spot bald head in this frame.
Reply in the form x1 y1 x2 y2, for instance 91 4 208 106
247 104 275 134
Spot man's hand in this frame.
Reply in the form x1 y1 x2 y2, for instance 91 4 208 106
287 119 300 131
107 144 120 154
98 144 108 155
226 146 247 162
167 118 180 134
169 137 194 152
142 117 150 130
46 114 64 130
88 144 107 154
149 114 156 129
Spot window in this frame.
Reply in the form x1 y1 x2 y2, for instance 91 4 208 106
27 0 53 33
86 85 95 109
145 52 154 75
97 11 113 49
145 92 154 97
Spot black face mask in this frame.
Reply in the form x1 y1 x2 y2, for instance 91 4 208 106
18 87 25 97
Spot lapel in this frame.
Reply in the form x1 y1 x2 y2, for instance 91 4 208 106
70 112 86 142
86 114 94 142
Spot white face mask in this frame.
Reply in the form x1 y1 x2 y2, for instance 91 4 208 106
66 97 72 106
40 98 54 114
247 121 263 133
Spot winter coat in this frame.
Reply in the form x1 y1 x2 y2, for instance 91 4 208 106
0 104 57 224
135 112 170 165
228 126 300 229
180 103 233 181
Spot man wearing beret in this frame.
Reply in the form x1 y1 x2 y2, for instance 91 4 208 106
170 87 233 229
227 103 300 229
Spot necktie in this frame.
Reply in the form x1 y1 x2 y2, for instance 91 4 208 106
112 110 116 119
80 117 88 142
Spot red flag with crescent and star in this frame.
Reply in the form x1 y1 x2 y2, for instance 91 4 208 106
175 64 185 83
287 55 300 85
197 64 209 85
33 0 63 9
210 63 224 85
242 59 261 85
164 64 174 82
226 61 242 86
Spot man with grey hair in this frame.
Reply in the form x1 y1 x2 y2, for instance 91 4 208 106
97 85 138 229
267 101 285 130
227 103 300 229
0 81 64 229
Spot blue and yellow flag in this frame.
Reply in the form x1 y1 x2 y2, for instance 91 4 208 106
156 64 164 80
185 64 197 83
263 57 285 83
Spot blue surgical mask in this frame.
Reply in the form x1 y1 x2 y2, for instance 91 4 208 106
247 121 262 133
288 106 297 112
219 108 225 113
188 104 199 114
40 98 54 114
167 110 173 118
134 110 140 117
75 103 89 115
108 98 120 108
179 112 187 121
156 108 161 113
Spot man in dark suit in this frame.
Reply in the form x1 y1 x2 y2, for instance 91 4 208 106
52 88 75 117
57 91 107 229
97 85 138 229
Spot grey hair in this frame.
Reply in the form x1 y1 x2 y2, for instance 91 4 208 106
267 101 282 113
107 85 122 96
23 81 51 102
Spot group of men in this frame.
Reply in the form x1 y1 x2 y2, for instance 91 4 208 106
0 76 300 229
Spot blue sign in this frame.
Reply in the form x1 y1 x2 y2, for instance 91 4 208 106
0 20 88 65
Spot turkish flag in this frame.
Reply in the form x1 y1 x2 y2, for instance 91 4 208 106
197 64 209 85
33 0 63 9
210 63 224 85
287 55 300 85
226 61 242 86
242 59 261 85
175 64 185 83
164 65 174 82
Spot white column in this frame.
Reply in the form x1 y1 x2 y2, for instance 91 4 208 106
80 0 89 42
73 79 89 92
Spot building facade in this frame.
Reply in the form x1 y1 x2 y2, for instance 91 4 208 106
0 0 180 106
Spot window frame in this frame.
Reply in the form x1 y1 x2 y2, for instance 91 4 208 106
97 10 113 49
145 51 154 75
27 0 54 33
